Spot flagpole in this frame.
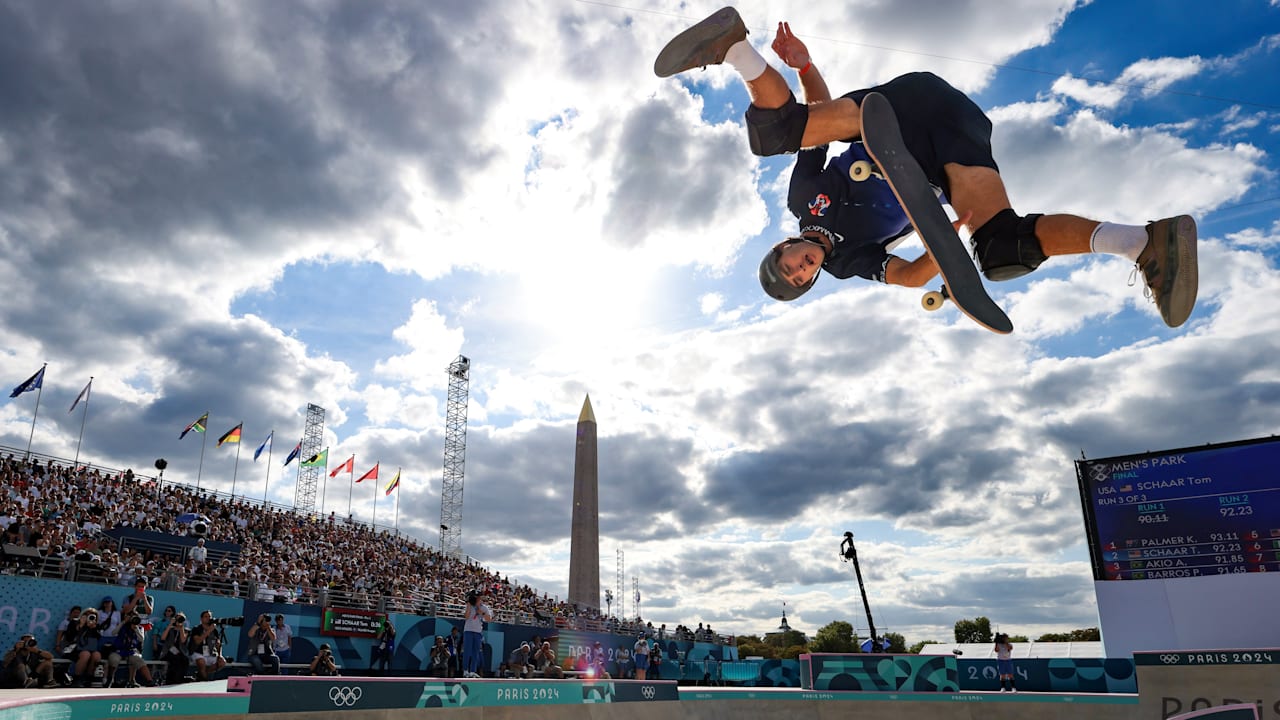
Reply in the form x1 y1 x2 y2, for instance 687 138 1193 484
23 363 47 460
372 465 378 530
196 410 209 489
320 449 329 515
263 431 273 505
346 456 356 520
73 377 93 468
394 467 401 531
230 425 244 498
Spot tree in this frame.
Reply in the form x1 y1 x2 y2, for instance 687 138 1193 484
908 639 939 654
954 616 992 644
810 621 856 653
782 644 808 659
764 629 809 650
1008 634 1030 643
880 632 907 653
734 635 777 660
1036 627 1100 642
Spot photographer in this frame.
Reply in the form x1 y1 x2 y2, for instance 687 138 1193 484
54 606 82 683
188 610 227 681
122 577 154 625
271 615 292 672
158 613 190 684
533 640 562 679
507 642 531 679
246 615 279 675
368 619 395 674
71 609 104 687
3 635 56 689
308 643 338 676
461 589 492 678
107 614 154 688
428 636 449 678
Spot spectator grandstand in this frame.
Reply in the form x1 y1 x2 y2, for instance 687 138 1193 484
0 448 734 646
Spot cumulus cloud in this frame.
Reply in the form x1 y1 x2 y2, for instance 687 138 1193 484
1 0 1278 645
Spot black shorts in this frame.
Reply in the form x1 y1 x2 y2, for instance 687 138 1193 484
843 72 998 196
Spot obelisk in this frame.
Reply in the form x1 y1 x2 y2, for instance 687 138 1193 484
567 394 600 609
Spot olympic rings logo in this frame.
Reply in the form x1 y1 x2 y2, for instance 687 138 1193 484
641 686 656 700
329 685 364 706
1159 654 1182 665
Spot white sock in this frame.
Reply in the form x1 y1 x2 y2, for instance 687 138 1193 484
1089 222 1147 262
724 40 767 81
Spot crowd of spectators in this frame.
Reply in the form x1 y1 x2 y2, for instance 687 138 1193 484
1 453 731 687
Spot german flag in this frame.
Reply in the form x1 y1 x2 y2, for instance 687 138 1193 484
217 423 243 447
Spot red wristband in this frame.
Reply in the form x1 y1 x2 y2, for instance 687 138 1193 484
799 62 813 76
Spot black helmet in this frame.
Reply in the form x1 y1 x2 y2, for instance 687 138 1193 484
759 237 822 301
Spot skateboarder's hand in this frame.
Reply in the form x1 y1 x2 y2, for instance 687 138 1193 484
771 22 810 70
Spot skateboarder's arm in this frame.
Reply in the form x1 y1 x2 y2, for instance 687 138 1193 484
883 254 940 287
771 22 830 104
882 213 970 287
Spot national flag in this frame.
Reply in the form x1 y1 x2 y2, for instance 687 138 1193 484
1128 550 1142 559
68 379 92 413
1270 529 1280 538
1119 484 1132 492
283 442 301 467
330 455 354 478
217 423 243 447
180 412 209 439
10 366 45 398
1132 571 1146 580
301 448 328 468
384 470 401 496
254 431 273 462
356 463 379 483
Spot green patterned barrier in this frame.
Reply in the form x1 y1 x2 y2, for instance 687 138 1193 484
799 653 959 692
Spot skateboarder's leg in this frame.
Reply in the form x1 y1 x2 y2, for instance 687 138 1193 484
946 163 1197 327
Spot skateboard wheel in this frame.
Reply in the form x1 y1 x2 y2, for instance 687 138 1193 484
922 290 944 311
849 160 873 182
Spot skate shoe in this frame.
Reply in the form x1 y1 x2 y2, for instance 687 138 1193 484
654 7 747 78
1135 215 1197 327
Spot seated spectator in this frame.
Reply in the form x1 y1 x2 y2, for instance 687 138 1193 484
271 615 292 672
309 644 339 676
246 614 279 675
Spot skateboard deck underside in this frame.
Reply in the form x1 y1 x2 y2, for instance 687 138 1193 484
859 92 1013 334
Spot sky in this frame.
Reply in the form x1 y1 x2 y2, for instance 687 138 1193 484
2 0 1279 648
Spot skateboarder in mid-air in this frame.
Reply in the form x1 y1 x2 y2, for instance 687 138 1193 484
655 8 1199 328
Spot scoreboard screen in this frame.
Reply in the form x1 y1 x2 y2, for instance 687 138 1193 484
1076 435 1280 581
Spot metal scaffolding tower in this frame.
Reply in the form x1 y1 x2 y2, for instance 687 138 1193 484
294 403 325 512
632 576 641 621
616 549 626 620
439 355 470 559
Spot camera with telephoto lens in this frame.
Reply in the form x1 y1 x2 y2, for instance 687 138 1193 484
212 616 245 627
25 638 38 648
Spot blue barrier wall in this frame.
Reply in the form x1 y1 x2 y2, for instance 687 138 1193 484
0 574 733 676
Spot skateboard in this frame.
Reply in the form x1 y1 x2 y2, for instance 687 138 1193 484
859 92 1013 334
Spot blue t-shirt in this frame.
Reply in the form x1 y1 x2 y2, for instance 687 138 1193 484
787 143 913 283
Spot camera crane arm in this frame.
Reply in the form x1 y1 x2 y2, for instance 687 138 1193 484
841 532 880 653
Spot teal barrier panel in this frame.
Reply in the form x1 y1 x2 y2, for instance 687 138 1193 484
0 693 248 720
799 653 959 692
957 657 1136 693
243 676 679 713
